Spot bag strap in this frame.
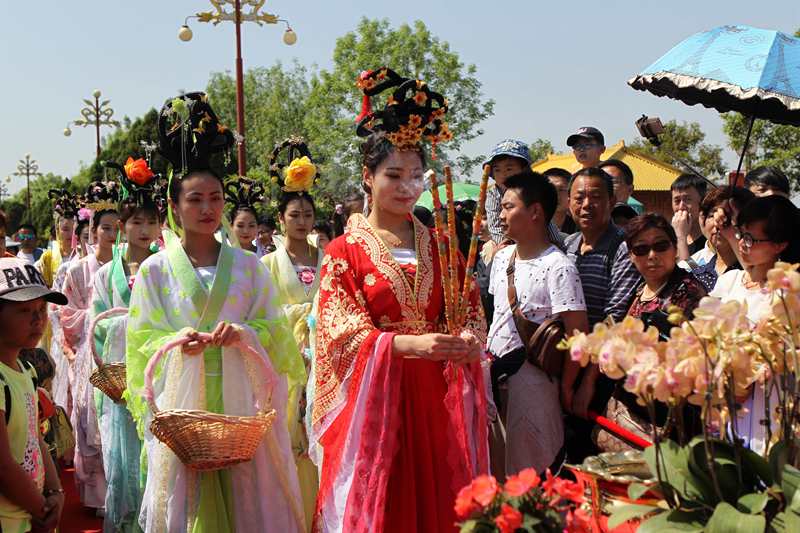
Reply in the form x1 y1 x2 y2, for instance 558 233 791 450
0 360 37 425
505 249 536 346
0 371 9 425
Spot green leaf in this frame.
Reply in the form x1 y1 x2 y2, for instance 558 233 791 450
782 465 800 505
636 509 705 533
770 442 788 485
737 492 769 514
706 502 766 532
628 482 652 501
769 511 800 532
645 439 710 503
741 446 774 487
458 519 477 533
790 488 800 513
608 503 659 530
521 515 541 529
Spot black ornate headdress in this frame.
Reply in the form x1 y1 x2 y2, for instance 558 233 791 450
157 91 235 175
224 177 266 214
355 67 452 154
48 187 80 219
268 136 319 195
83 180 121 213
103 157 164 212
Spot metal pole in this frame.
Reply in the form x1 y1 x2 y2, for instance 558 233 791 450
234 0 247 176
95 94 102 159
26 169 30 214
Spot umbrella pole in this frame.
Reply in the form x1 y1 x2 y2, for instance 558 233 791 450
734 115 757 181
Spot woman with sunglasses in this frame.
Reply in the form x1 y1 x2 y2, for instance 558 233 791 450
597 214 708 451
626 213 707 330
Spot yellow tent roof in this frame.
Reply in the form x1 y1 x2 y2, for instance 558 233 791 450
530 140 681 191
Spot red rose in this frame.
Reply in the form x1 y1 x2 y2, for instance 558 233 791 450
470 475 499 507
453 485 479 520
494 504 522 533
124 157 155 186
504 468 540 497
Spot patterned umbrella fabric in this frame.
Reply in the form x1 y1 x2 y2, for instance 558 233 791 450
629 25 800 126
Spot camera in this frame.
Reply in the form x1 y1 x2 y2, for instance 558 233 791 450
635 115 664 147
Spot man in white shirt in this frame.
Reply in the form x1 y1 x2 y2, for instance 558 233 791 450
487 170 589 475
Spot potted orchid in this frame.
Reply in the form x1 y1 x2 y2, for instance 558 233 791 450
455 469 590 532
562 262 800 531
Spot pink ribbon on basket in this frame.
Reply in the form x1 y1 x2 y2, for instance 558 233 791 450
142 330 276 415
89 307 130 369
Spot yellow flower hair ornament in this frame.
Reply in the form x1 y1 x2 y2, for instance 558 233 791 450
269 136 320 195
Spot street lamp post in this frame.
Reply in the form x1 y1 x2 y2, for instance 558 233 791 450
63 89 121 159
179 0 297 176
12 154 41 215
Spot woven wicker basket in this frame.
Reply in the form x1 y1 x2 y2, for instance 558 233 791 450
144 333 276 472
89 307 130 403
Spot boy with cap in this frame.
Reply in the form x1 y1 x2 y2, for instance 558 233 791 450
0 257 66 531
567 126 605 169
484 139 533 247
484 140 566 253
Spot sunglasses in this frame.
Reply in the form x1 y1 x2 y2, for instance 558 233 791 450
573 143 599 152
734 229 770 249
631 240 673 257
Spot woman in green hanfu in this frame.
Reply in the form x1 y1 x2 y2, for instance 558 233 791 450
261 138 323 529
91 156 164 532
124 92 305 533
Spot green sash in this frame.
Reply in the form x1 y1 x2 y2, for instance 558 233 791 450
110 253 132 307
164 229 233 332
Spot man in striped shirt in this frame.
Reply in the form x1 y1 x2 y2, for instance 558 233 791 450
561 167 641 462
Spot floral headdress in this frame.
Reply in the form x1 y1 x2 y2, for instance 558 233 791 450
103 157 165 211
355 67 451 155
48 186 80 219
224 176 266 214
268 136 319 195
83 180 121 212
157 91 235 176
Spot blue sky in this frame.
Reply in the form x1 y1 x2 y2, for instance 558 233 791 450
1 0 798 194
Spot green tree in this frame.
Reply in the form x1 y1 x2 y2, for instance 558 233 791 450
1 173 75 239
629 120 726 180
206 62 312 175
304 18 494 188
721 114 800 189
529 138 554 163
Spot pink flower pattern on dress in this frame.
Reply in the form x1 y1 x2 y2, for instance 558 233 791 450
298 267 316 286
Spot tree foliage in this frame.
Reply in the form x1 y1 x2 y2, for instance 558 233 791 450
1 173 74 237
721 113 800 190
629 120 726 180
529 138 555 163
304 18 494 184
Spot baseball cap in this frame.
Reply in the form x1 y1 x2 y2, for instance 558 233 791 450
0 257 67 305
567 127 605 147
483 139 532 169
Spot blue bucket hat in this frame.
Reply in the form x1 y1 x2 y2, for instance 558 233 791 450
483 139 531 173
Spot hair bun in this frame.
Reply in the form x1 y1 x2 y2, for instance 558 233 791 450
157 92 235 175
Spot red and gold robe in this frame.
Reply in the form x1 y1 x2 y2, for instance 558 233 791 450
311 214 488 533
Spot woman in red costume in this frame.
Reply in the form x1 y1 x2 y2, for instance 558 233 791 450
310 68 489 533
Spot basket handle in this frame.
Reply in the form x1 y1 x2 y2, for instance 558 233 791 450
89 307 130 370
143 329 276 416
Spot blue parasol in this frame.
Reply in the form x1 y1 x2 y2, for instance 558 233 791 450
629 25 800 173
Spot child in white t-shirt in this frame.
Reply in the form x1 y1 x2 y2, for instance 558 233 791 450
487 170 588 476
